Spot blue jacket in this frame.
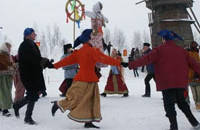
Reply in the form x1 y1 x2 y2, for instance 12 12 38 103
144 49 154 74
61 53 78 79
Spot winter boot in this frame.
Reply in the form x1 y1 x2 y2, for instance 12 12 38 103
123 93 129 97
2 109 11 117
13 98 28 118
84 122 100 129
51 101 59 116
100 93 107 97
142 94 150 98
24 101 36 125
24 117 36 125
168 116 178 130
193 124 200 130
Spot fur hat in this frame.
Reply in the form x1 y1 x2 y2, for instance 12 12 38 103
143 43 150 47
64 44 72 51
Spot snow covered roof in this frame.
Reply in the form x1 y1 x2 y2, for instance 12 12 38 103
161 19 195 23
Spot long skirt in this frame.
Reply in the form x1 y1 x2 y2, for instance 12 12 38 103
104 74 128 94
58 81 102 123
0 75 13 109
13 70 25 102
190 82 200 105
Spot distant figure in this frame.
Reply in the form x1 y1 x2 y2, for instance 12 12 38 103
141 43 155 98
107 42 113 56
129 48 139 77
101 48 129 97
0 42 15 117
12 55 25 102
188 41 200 110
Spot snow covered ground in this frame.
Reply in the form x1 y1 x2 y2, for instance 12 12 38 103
0 67 200 130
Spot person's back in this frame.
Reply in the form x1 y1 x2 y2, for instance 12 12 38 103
153 40 189 90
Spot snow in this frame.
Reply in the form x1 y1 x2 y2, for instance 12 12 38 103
0 67 200 130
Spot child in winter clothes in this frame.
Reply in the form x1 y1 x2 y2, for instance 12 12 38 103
49 29 121 129
59 44 78 97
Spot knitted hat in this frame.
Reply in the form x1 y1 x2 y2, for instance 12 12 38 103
24 28 35 37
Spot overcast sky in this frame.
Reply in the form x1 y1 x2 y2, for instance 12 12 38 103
0 0 199 50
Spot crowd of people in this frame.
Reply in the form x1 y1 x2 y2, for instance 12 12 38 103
1 27 200 130
1 3 200 129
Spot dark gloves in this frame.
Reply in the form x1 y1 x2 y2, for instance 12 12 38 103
121 62 129 68
41 58 50 69
46 59 55 69
41 58 54 69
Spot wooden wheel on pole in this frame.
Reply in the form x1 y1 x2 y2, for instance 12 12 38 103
65 0 85 42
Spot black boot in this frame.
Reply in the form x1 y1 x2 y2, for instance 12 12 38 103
123 93 129 97
24 117 36 125
84 122 100 129
13 98 28 118
100 93 107 97
0 108 2 112
2 109 11 117
51 101 59 116
168 116 178 130
24 101 36 125
142 94 150 97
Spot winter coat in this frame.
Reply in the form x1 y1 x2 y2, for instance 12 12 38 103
0 51 13 109
61 53 78 79
54 44 120 82
18 39 46 93
143 48 154 74
188 50 200 84
0 52 12 71
128 40 200 91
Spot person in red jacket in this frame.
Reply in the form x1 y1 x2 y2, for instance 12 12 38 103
47 29 121 129
122 30 200 130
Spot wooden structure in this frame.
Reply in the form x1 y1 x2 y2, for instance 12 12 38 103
146 0 194 47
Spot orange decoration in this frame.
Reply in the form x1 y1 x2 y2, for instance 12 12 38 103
123 49 127 56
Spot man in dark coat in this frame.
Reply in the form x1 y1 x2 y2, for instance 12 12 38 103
141 43 155 97
122 30 200 130
13 28 49 125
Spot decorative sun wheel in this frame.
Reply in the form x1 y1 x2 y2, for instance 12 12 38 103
65 0 85 42
65 0 85 23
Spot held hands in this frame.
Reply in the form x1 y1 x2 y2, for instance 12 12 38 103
121 62 129 68
46 59 54 69
41 58 54 69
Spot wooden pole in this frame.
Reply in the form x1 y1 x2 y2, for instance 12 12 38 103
73 0 76 42
187 10 200 34
135 0 145 5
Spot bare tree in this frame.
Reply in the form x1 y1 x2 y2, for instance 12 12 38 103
112 28 126 52
131 31 143 49
104 28 111 44
142 30 151 43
